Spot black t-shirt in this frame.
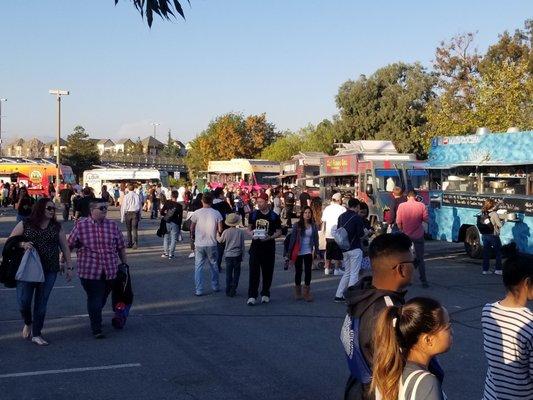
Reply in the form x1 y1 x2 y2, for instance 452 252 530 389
59 188 74 204
299 192 310 208
17 197 35 216
77 196 92 218
161 200 183 225
249 209 281 251
283 191 295 207
212 199 233 229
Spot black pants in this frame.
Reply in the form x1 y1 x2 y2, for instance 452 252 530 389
217 242 225 270
237 207 246 225
295 253 312 286
80 276 114 334
286 206 294 227
62 203 71 221
248 245 275 298
125 211 139 247
225 256 242 294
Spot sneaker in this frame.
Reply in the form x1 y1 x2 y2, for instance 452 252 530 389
161 253 168 258
31 336 49 346
195 292 204 297
21 324 32 340
334 297 345 303
132 243 138 249
334 269 344 276
324 268 331 275
482 270 491 275
261 296 270 304
93 332 106 339
178 234 183 242
188 252 195 259
247 297 256 306
494 270 503 275
168 255 174 259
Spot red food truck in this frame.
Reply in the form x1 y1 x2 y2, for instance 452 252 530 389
279 152 325 197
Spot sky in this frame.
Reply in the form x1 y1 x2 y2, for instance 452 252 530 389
0 0 532 144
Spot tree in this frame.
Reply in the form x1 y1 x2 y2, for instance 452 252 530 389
300 119 341 155
62 126 100 180
161 130 183 158
260 132 303 162
115 0 189 27
335 63 436 157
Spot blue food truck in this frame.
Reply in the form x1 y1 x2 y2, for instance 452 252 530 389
427 129 533 257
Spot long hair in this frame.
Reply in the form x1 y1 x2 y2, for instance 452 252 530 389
297 206 314 232
371 297 447 400
26 197 60 230
310 197 323 227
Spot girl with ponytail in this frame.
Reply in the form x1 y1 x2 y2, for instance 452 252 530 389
371 297 452 400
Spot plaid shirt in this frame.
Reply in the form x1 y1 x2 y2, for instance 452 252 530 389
68 217 126 280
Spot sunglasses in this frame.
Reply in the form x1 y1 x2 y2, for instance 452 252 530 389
45 206 56 211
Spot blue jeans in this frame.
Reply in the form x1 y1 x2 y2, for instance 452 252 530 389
151 200 159 219
482 234 502 272
16 271 58 337
163 222 179 256
194 246 219 295
225 256 242 294
80 277 114 334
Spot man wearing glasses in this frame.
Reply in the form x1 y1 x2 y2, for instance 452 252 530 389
341 233 415 400
68 198 127 338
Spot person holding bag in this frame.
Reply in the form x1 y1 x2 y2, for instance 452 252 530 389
287 206 319 301
8 198 72 346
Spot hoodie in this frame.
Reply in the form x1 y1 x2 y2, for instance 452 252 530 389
342 276 406 400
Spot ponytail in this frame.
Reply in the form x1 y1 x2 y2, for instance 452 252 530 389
371 306 405 400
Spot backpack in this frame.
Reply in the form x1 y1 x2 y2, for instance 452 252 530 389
333 213 357 251
476 211 494 235
163 205 176 222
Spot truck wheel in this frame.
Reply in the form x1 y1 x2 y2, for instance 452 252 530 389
465 226 483 259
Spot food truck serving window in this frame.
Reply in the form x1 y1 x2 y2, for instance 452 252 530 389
407 169 429 190
374 169 401 192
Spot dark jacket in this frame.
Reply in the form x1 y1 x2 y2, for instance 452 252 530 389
337 209 365 251
287 224 319 258
386 195 406 225
0 235 26 288
161 200 183 226
343 276 406 400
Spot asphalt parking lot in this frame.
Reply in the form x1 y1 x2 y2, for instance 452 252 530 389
0 206 508 400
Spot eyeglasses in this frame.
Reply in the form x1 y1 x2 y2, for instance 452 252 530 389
45 206 56 211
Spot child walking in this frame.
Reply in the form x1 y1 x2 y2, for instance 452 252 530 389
481 252 533 399
218 213 245 297
372 297 452 400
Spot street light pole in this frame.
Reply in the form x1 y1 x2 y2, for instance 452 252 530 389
0 98 6 157
151 122 160 139
49 89 69 197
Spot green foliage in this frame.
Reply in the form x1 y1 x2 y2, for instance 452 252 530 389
161 131 183 158
62 126 100 179
185 112 280 177
260 132 303 161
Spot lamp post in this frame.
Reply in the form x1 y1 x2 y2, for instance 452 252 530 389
49 89 69 197
151 122 160 139
0 98 6 157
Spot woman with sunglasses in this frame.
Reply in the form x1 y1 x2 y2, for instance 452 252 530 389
8 197 72 346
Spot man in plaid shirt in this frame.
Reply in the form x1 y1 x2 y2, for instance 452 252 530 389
68 198 127 338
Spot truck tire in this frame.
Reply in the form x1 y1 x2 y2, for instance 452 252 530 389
465 226 483 259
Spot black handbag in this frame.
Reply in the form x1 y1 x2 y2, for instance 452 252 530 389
156 219 168 237
182 218 192 232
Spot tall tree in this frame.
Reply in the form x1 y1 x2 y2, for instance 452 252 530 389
115 0 189 27
62 126 100 179
260 132 303 162
336 63 436 157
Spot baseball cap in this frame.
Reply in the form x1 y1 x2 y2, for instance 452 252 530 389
332 193 342 201
258 193 269 201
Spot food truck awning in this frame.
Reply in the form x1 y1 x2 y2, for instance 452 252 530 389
279 173 297 179
315 172 357 178
427 160 533 169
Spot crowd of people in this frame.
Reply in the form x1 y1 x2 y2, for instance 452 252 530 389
0 179 531 400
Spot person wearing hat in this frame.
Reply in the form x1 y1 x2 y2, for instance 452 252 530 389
217 213 246 297
247 192 282 305
321 192 346 276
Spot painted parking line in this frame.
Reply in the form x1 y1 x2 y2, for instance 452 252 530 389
0 363 142 379
0 286 74 292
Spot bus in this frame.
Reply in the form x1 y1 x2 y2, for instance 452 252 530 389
207 159 279 190
427 129 533 257
0 159 75 196
82 168 169 197
317 140 427 225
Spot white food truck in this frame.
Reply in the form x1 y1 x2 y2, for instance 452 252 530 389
82 168 169 197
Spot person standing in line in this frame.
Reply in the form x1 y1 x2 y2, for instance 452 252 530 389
217 213 245 297
282 186 296 228
113 184 120 206
212 187 233 272
75 187 94 220
371 297 452 400
481 253 533 399
287 206 319 302
190 193 223 296
160 190 183 259
8 198 72 346
396 190 429 288
187 192 204 258
322 192 345 276
385 187 405 233
247 193 282 306
299 187 311 211
334 198 365 302
272 189 282 216
59 183 74 221
15 186 34 223
479 199 504 275
121 184 142 249
149 186 159 219
100 185 112 205
68 198 127 338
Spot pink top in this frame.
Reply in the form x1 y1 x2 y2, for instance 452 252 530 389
396 198 428 240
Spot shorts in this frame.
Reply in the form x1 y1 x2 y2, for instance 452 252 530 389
325 238 343 261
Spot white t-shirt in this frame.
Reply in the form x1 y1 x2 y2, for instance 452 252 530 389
322 203 346 238
177 186 186 202
190 207 223 247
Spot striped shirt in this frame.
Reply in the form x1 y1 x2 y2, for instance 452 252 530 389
481 302 533 399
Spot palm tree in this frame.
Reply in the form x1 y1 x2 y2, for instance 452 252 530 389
115 0 190 27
